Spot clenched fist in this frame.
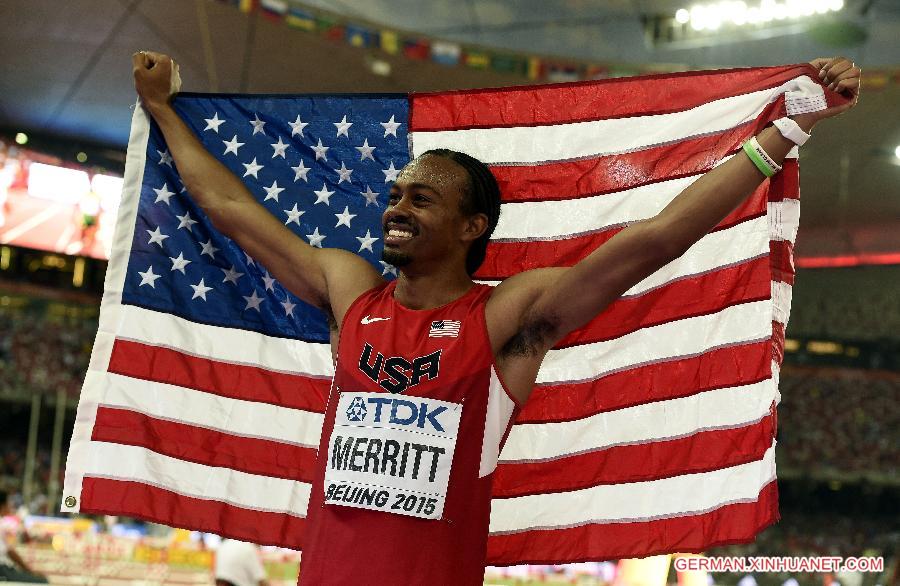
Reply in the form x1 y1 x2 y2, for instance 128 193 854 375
132 51 182 112
792 56 860 131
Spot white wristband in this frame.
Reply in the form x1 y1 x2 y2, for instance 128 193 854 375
773 117 811 147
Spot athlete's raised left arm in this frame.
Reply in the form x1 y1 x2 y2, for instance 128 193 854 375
492 57 860 365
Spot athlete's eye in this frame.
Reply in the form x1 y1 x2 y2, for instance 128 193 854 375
388 193 400 205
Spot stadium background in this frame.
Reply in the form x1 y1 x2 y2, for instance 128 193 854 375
0 0 897 584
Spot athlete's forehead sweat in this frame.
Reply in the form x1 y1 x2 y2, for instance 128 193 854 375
394 155 468 198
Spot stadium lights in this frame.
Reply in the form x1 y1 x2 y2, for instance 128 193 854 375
15 132 28 145
676 0 843 31
895 145 900 160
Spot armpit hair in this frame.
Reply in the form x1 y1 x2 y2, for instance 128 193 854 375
324 306 338 332
499 314 559 358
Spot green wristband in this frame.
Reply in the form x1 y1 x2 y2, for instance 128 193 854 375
743 139 776 178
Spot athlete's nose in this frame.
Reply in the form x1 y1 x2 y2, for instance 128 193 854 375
383 198 415 227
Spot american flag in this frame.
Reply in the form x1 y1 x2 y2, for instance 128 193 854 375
429 319 461 338
63 64 837 564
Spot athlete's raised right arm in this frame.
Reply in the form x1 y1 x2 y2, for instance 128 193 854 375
132 52 383 322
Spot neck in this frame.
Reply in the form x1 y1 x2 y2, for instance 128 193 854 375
393 264 474 310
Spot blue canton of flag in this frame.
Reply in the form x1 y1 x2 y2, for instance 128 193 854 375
122 94 410 342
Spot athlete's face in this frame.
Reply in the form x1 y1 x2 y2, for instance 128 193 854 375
382 155 479 270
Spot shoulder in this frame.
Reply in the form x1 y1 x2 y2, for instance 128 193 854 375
487 267 567 313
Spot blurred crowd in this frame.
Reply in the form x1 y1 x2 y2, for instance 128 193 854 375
0 441 54 515
0 301 96 399
778 366 899 479
720 512 896 560
788 271 900 342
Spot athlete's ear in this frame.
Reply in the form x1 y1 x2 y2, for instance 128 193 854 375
462 212 489 243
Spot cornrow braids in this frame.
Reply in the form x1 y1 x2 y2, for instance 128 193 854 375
419 149 501 276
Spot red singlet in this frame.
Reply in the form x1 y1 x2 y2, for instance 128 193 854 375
299 281 520 585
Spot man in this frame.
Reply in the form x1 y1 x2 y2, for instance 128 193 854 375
132 52 859 585
0 490 47 583
214 539 268 586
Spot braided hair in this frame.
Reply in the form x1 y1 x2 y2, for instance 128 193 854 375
419 149 501 276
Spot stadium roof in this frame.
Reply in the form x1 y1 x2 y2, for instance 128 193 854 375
0 0 898 257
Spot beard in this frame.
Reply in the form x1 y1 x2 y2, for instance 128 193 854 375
382 247 412 268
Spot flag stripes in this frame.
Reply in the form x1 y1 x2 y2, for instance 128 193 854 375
480 203 769 279
92 407 318 482
536 300 772 386
81 477 309 547
64 65 828 563
97 373 323 446
489 443 776 534
78 443 312 514
518 340 772 424
409 65 814 130
484 480 779 566
109 338 328 413
501 379 776 463
409 77 819 162
488 126 765 203
491 413 776 497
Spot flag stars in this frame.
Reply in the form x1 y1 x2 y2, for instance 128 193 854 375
244 252 256 266
176 211 198 232
153 183 175 205
284 203 305 226
313 183 335 206
270 136 289 158
356 229 379 253
289 115 309 137
333 114 352 138
200 239 219 259
157 149 174 167
379 261 397 277
204 112 225 133
262 272 276 292
360 185 379 207
169 252 192 274
138 266 161 288
334 161 353 184
311 138 329 161
243 290 265 312
243 157 263 179
355 139 376 161
280 298 296 317
291 159 310 182
250 114 266 135
380 115 401 138
146 226 169 247
222 265 244 285
223 135 244 156
383 161 400 182
190 278 213 301
263 180 285 202
334 206 357 228
306 227 326 247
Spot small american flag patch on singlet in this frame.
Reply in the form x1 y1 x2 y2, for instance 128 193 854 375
429 320 461 338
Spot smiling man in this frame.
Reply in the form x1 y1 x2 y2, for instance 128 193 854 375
133 52 860 585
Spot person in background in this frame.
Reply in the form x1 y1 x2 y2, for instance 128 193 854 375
0 489 47 583
214 539 268 586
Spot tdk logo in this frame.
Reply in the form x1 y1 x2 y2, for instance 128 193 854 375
349 396 448 432
358 343 441 394
345 397 367 422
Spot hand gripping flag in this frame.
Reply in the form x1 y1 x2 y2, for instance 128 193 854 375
63 65 840 564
